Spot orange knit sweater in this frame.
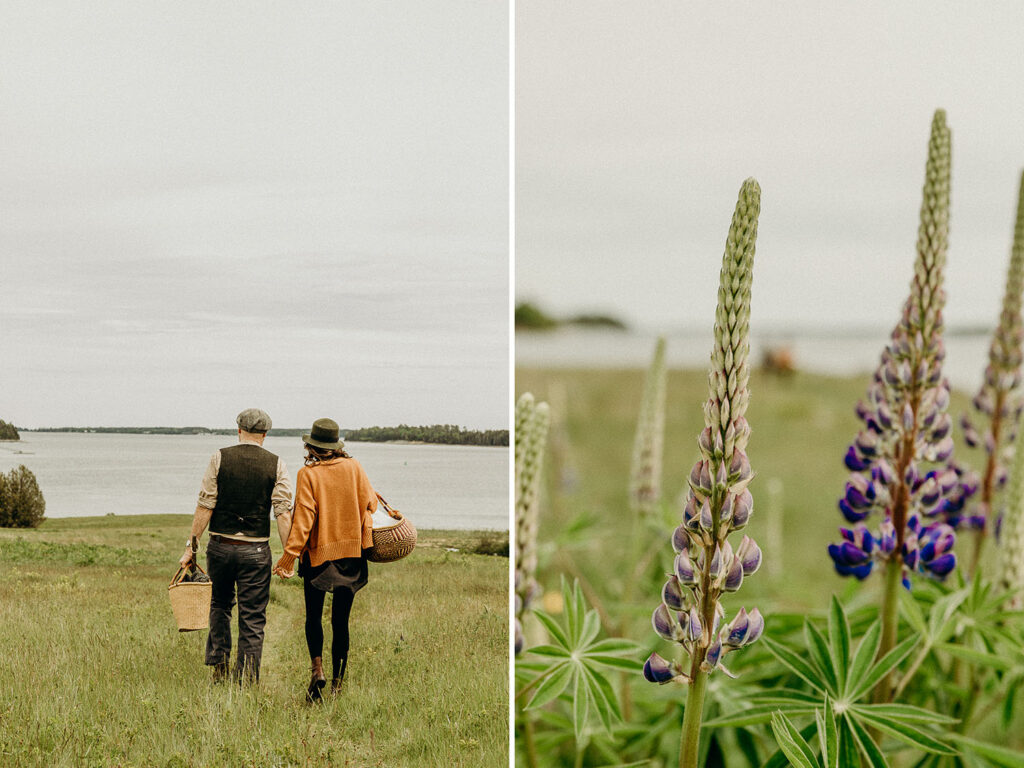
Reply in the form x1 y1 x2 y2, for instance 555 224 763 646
276 457 377 572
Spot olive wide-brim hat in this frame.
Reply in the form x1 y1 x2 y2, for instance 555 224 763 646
303 418 345 450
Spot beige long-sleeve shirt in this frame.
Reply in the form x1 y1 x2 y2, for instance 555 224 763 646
197 447 293 542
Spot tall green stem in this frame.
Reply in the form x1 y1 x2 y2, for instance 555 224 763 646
679 668 709 768
875 556 903 703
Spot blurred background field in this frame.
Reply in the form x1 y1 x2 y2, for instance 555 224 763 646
515 364 979 616
0 516 508 767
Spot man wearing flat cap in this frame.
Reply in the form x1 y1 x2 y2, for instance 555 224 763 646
179 408 293 683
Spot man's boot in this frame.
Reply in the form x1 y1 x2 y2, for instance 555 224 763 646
212 659 230 684
307 656 326 702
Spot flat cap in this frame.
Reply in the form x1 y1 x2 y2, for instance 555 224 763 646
237 408 272 434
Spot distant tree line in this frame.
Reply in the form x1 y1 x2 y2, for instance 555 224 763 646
344 424 509 446
0 420 19 440
0 465 45 528
26 425 506 445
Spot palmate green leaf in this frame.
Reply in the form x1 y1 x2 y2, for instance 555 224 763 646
851 703 956 725
851 711 956 756
829 596 852 692
770 712 819 768
746 689 824 705
805 620 840 695
844 713 888 768
572 669 590 742
817 696 838 768
702 702 818 728
528 644 572 658
845 620 881 698
581 662 621 731
763 721 819 768
580 606 602 648
526 662 574 709
837 715 860 768
762 636 829 692
587 638 645 655
585 655 643 672
899 586 928 636
532 609 570 649
936 642 1015 672
949 734 1024 768
847 633 918 702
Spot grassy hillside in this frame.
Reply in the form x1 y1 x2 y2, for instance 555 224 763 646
0 516 508 767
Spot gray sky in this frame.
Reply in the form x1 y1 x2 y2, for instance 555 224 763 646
1 1 508 429
516 2 1024 333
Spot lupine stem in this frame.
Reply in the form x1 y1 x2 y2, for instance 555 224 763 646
875 555 903 703
680 667 709 768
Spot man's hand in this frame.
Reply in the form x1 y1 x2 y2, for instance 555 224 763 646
179 546 195 569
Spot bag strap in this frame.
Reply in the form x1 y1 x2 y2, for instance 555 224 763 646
169 559 209 587
375 492 402 520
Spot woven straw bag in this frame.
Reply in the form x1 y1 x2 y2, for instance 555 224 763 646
366 493 416 563
168 562 212 632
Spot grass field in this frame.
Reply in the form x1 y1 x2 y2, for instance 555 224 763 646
0 515 509 768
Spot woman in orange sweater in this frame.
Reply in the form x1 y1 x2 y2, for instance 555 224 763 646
273 418 377 701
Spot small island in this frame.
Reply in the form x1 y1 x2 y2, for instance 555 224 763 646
0 420 20 441
515 300 627 331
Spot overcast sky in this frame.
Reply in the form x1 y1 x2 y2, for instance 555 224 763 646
0 2 508 429
516 2 1024 334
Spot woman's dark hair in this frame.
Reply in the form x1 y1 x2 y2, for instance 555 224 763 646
303 444 351 466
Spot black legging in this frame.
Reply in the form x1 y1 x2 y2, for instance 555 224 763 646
303 579 355 680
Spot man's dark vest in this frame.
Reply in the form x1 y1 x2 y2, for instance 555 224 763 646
209 443 278 538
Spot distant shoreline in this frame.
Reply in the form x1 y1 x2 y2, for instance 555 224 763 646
17 428 508 448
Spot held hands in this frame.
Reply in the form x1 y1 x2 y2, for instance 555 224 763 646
273 559 295 579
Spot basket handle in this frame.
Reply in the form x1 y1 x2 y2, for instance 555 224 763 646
375 492 402 521
170 560 209 587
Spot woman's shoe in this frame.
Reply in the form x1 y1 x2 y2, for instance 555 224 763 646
306 657 326 702
330 657 348 694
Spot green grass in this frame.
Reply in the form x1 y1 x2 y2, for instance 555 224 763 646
0 515 508 767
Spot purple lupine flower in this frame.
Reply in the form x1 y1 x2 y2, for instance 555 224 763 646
645 179 764 692
828 110 959 591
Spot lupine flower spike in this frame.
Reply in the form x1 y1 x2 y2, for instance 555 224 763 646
958 171 1024 572
515 393 550 655
998 403 1024 608
828 109 953 698
642 178 763 768
630 337 668 520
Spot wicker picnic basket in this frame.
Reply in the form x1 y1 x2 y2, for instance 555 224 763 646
366 493 416 563
168 562 212 632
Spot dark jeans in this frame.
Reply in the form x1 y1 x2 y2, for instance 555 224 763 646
205 537 271 681
303 578 355 681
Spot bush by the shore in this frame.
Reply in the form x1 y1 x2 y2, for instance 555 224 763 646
0 465 45 528
0 419 19 441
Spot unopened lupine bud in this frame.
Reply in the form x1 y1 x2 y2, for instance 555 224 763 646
514 393 551 654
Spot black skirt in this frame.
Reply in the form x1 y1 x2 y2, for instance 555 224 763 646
298 554 368 594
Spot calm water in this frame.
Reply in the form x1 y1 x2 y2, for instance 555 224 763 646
517 328 989 392
0 434 509 531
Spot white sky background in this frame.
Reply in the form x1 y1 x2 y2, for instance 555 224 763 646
516 2 1024 334
0 2 508 429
